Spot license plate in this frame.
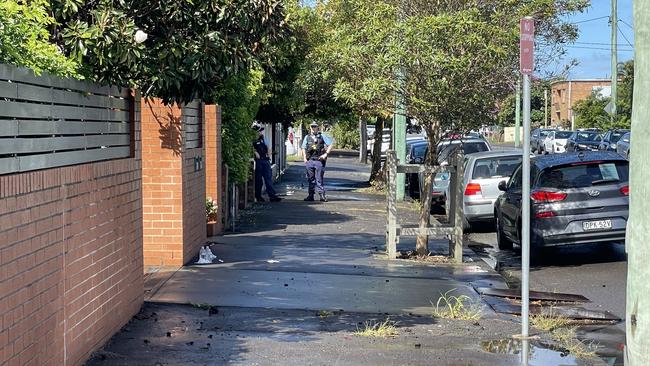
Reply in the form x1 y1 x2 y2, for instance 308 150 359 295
583 220 612 231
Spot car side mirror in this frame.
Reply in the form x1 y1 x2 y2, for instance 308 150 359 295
498 180 508 192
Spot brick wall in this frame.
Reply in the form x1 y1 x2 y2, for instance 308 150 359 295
141 98 206 266
204 105 224 234
551 80 611 125
0 101 143 365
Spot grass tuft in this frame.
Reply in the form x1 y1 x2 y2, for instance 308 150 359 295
354 318 399 338
432 289 482 321
551 327 599 359
317 310 332 318
530 308 570 332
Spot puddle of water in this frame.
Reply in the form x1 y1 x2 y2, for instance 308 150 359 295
481 339 577 366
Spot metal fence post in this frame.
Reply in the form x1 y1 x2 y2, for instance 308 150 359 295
386 150 398 259
450 151 465 263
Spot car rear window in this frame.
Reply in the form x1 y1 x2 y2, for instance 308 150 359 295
438 142 489 162
537 161 629 189
412 144 427 159
555 131 573 139
576 132 600 141
472 156 522 179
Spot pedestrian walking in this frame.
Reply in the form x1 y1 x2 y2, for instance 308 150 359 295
302 121 333 202
252 123 282 202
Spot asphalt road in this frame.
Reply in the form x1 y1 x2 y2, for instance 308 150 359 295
468 225 628 326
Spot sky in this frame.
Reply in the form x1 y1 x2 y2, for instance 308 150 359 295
549 0 635 79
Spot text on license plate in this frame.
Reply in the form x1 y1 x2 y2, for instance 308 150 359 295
583 220 612 231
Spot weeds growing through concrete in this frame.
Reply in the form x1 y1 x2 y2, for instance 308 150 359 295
432 289 482 321
317 310 332 318
530 308 599 359
354 318 399 338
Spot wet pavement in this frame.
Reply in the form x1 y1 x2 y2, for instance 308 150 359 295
88 152 610 365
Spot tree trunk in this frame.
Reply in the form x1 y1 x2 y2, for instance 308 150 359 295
359 117 368 163
416 125 440 255
369 117 385 182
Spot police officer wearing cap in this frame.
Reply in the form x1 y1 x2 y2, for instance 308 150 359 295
252 123 281 202
301 121 333 202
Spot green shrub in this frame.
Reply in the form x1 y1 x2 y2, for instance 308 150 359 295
0 0 80 77
331 119 360 150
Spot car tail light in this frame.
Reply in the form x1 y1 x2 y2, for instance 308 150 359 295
531 191 567 203
535 211 556 219
464 183 482 196
620 185 630 196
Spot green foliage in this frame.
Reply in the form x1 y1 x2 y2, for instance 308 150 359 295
498 80 552 127
0 0 80 77
50 0 287 104
573 60 633 130
331 120 360 150
216 67 267 184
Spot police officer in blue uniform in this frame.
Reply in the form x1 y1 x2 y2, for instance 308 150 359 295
253 124 281 202
302 121 333 202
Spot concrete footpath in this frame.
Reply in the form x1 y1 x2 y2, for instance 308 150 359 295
87 152 602 366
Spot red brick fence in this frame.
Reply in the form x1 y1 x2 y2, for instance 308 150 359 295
0 64 226 365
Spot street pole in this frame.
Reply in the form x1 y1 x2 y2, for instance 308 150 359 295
519 17 534 349
515 76 521 147
544 88 548 127
611 0 618 122
394 69 407 201
626 1 649 364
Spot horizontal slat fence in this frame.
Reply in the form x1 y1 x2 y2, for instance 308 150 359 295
0 64 132 175
183 100 202 149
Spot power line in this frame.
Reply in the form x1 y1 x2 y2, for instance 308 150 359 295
619 19 634 30
570 16 610 24
618 28 635 48
563 45 634 52
573 41 633 48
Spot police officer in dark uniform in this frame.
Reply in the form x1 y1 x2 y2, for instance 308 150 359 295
301 121 333 202
252 123 281 202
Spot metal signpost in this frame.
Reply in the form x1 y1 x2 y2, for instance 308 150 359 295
519 16 534 364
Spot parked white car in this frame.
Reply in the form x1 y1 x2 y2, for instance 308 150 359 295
367 128 392 158
543 130 574 154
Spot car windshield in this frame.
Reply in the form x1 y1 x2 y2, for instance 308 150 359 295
555 131 573 139
611 132 627 143
472 156 522 179
540 130 553 137
412 144 427 159
576 132 600 141
437 142 489 162
538 161 629 189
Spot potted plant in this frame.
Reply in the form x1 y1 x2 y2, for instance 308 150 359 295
206 197 219 236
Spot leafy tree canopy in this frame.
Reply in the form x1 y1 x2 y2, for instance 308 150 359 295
0 0 80 77
50 0 287 104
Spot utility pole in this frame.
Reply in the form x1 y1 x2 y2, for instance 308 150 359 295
515 76 521 147
394 69 406 201
626 1 649 364
611 0 618 122
544 88 548 127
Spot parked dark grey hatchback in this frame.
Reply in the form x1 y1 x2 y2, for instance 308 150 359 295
494 152 629 252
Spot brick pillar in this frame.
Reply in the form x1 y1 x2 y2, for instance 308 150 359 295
205 104 224 235
141 98 206 266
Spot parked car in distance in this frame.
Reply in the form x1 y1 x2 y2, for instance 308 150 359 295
406 140 429 197
367 128 392 158
566 131 602 152
616 132 631 159
531 128 556 154
494 152 629 257
459 150 523 229
542 130 574 154
599 129 630 152
436 138 491 165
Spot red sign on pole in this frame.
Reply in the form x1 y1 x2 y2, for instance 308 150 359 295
520 17 535 75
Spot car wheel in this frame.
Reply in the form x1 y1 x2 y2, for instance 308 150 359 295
462 216 471 233
496 214 513 250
